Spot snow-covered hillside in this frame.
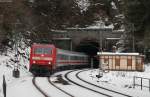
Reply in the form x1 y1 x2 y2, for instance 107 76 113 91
76 0 90 12
0 46 31 97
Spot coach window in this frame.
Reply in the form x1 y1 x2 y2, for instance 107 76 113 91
78 57 81 60
83 57 85 60
70 56 73 60
71 56 75 60
77 56 79 60
61 55 68 60
59 54 64 60
77 56 80 60
81 57 84 60
57 54 61 59
64 55 68 60
62 55 64 59
74 56 77 60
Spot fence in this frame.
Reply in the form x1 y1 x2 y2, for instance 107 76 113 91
133 76 150 91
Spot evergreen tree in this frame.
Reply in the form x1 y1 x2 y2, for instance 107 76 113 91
33 0 82 29
124 0 150 49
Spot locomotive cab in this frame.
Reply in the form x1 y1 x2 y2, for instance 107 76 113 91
29 44 56 75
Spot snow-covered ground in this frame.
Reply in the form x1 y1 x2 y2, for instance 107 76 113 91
0 52 150 97
78 67 150 97
0 48 31 97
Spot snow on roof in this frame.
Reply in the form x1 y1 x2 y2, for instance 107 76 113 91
87 21 114 29
67 27 108 30
106 38 120 40
97 52 140 56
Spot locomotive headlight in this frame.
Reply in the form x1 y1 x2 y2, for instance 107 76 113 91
48 62 51 64
33 61 36 64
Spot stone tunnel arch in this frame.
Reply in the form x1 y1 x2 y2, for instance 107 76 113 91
51 28 123 68
75 38 99 68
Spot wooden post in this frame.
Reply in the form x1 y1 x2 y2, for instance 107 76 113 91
141 78 142 90
149 79 150 92
133 76 135 88
91 58 93 69
3 75 6 97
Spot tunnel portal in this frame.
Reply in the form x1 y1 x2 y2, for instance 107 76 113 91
75 39 99 68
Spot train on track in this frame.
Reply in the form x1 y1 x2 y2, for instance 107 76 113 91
29 43 89 75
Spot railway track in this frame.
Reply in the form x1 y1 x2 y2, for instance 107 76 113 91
32 77 49 97
47 77 74 97
64 70 112 97
32 69 132 97
76 70 132 97
33 76 74 97
64 69 133 97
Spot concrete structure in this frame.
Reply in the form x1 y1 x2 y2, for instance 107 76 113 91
51 28 123 51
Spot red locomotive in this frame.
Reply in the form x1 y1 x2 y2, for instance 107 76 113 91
29 43 89 75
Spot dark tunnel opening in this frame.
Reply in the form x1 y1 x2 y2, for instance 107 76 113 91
75 40 99 68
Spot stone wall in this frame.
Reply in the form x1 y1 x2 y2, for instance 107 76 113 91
51 28 123 51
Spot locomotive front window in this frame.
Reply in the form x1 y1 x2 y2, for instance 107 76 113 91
34 48 43 54
34 48 52 54
43 48 52 54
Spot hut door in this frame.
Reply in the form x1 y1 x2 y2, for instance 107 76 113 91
127 56 132 70
136 57 142 71
115 56 120 69
104 57 109 70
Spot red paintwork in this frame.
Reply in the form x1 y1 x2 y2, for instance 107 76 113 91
30 44 57 70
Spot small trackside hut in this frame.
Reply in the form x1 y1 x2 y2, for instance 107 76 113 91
97 52 144 71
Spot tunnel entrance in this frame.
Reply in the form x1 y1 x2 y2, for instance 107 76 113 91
75 39 99 68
